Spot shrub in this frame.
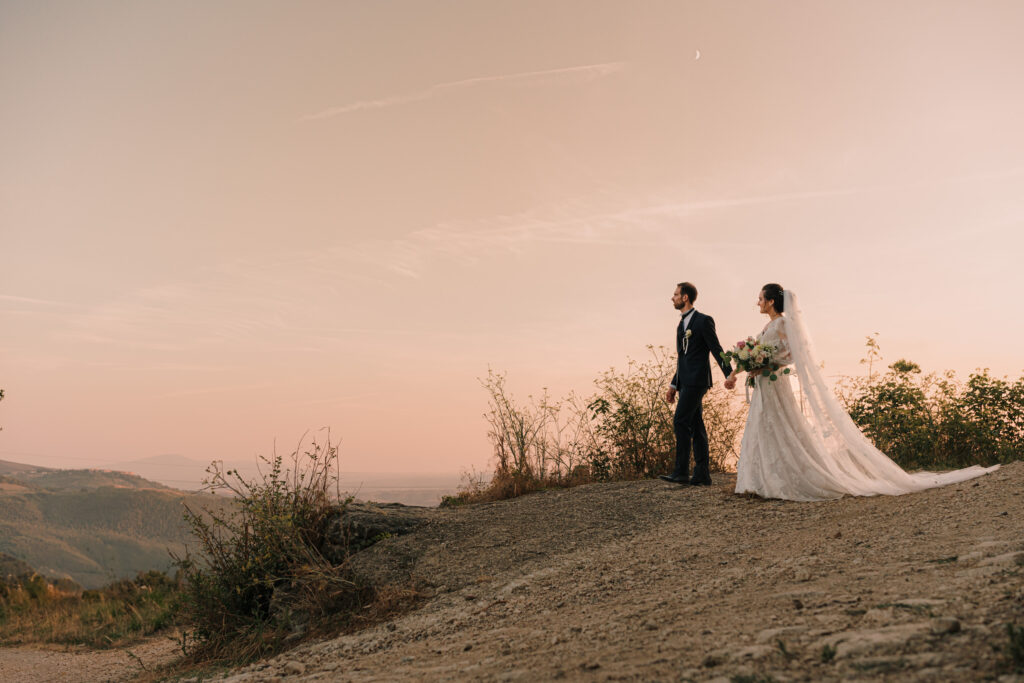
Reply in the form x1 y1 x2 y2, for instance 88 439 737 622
837 337 1023 470
584 346 743 478
453 347 747 504
174 432 368 663
1007 623 1024 673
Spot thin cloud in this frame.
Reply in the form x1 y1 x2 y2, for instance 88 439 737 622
53 171 1004 354
0 294 77 308
300 62 626 121
153 383 277 400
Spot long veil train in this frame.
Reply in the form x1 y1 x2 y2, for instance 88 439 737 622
780 289 999 497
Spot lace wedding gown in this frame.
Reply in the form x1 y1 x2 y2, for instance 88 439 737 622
734 291 999 502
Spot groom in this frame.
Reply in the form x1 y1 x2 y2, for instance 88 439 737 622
659 282 733 486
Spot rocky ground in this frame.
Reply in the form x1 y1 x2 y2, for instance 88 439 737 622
3 462 1023 682
221 461 1024 682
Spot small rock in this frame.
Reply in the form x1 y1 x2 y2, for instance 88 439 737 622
703 653 724 667
905 652 945 667
818 622 930 659
899 598 945 607
931 617 961 635
731 645 774 661
756 626 804 643
979 551 1024 567
283 661 306 676
463 643 473 651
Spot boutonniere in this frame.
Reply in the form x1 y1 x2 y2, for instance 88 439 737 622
683 328 693 352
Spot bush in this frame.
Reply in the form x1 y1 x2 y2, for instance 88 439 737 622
585 346 743 479
1007 623 1024 673
451 347 747 504
837 338 1023 470
174 432 369 663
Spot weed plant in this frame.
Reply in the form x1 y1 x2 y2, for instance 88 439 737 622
448 347 746 504
174 432 369 663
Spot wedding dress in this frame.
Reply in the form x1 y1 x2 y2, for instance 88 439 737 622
734 290 999 501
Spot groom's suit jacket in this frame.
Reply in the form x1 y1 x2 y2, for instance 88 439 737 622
671 310 733 389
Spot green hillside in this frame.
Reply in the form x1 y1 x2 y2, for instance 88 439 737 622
0 486 231 589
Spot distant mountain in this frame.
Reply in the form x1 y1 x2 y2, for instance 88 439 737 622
0 459 54 476
99 453 216 491
99 454 463 505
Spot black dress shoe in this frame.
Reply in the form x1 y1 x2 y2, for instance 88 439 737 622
688 478 712 486
658 474 687 484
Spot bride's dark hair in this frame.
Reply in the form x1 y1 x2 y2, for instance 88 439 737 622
762 283 784 313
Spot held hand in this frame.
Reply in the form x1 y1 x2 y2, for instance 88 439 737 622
665 388 677 404
724 377 737 391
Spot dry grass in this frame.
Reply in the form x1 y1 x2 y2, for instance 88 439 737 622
0 571 182 649
449 349 747 506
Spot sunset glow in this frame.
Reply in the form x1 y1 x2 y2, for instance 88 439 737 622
3 1 1023 480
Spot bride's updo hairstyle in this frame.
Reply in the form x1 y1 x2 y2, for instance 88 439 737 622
762 283 785 313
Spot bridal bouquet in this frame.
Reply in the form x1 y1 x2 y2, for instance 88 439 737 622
721 337 792 387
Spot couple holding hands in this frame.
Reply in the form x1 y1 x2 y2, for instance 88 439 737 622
660 281 996 501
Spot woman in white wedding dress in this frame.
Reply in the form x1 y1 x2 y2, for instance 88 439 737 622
726 283 999 502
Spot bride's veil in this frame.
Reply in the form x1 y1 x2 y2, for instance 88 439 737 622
782 290 996 494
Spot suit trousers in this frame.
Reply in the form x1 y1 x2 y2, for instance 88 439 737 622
672 385 710 482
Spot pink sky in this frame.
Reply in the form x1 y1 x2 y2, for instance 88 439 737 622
2 1 1023 476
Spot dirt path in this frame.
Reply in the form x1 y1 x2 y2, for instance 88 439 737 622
0 636 179 682
221 462 1024 682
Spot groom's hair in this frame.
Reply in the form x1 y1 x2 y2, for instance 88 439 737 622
677 282 697 304
762 283 785 312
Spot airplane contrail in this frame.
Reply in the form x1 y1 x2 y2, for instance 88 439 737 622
300 61 626 121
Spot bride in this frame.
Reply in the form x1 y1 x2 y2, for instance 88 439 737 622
724 283 999 501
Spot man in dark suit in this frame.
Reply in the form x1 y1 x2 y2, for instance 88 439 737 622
659 282 733 486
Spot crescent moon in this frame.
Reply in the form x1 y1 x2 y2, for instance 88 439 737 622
695 50 701 60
